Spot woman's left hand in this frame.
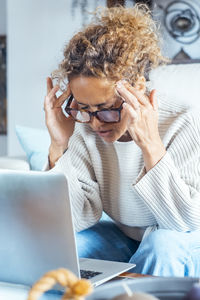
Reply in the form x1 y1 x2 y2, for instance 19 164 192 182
116 80 166 171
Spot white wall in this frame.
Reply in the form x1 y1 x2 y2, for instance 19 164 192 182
7 0 105 156
0 0 7 156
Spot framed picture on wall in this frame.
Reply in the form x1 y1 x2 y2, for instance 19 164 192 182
0 35 6 135
152 0 200 63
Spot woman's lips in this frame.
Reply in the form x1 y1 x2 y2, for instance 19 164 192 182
96 129 113 137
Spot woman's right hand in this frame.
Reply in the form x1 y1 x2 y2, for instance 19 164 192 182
44 77 75 167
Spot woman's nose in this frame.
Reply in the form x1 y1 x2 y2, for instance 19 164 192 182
90 115 104 129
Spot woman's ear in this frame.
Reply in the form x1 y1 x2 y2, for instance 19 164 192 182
134 76 146 93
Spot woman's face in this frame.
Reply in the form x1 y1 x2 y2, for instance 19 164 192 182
69 76 131 143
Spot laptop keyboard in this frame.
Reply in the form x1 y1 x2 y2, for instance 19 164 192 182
80 269 102 279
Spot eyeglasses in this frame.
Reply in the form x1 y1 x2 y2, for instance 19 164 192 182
62 95 124 123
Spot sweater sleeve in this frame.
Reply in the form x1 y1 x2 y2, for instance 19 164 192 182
132 112 200 231
50 127 103 232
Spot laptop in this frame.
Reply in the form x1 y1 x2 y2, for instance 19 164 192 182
0 169 135 289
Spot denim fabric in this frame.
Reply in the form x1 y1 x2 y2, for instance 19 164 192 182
130 229 200 277
76 219 200 277
76 219 140 262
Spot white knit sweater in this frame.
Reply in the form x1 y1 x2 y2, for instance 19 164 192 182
51 94 200 241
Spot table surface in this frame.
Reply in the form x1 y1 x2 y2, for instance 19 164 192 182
118 272 152 278
0 273 149 300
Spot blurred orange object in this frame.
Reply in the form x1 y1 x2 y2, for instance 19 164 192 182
27 268 93 300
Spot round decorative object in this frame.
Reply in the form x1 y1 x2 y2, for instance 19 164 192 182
164 1 200 44
152 0 200 60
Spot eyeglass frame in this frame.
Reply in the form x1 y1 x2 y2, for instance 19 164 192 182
62 94 125 123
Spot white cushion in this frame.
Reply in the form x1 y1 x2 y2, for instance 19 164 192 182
149 63 200 107
0 156 30 171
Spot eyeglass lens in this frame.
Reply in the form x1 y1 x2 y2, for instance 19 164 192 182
65 96 122 123
68 108 120 123
70 110 90 122
97 110 120 122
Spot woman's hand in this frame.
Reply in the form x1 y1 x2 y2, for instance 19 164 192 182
116 81 166 171
44 77 75 167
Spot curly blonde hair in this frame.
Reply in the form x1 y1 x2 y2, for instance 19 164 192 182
53 4 167 87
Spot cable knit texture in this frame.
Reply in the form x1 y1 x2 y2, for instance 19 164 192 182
50 93 200 240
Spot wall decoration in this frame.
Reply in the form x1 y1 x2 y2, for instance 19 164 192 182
71 0 107 25
107 0 152 7
71 0 153 25
0 35 6 135
152 0 200 62
70 1 152 25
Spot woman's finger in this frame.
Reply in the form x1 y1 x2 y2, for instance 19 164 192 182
44 85 59 110
116 82 140 110
123 81 150 107
47 77 53 94
48 85 60 100
149 89 158 111
122 102 138 123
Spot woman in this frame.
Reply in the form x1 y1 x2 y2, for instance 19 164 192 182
44 4 200 276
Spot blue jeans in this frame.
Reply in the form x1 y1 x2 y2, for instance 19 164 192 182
76 218 200 277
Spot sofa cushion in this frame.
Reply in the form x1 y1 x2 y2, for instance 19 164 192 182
15 125 50 171
0 156 30 171
149 63 200 106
